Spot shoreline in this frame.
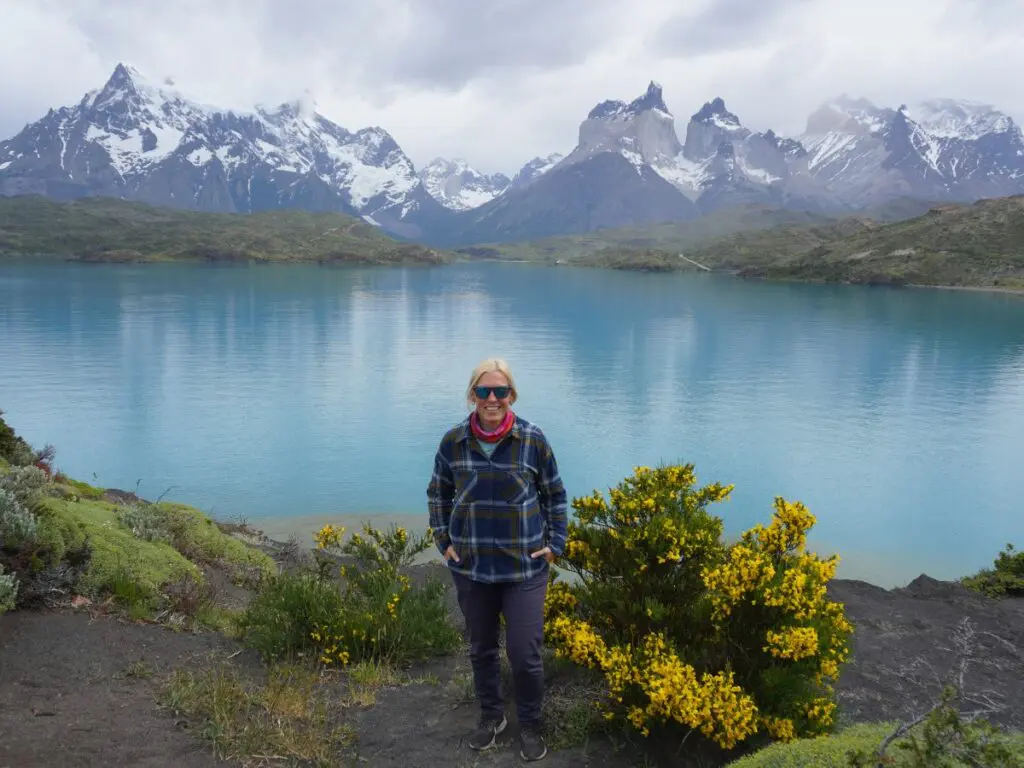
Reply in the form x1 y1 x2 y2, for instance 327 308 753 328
7 254 1022 297
907 282 1024 296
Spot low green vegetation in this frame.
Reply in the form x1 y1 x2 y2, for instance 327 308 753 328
237 522 461 666
0 409 274 623
962 543 1024 598
725 718 1024 767
476 195 1024 290
0 195 450 265
682 197 1024 289
461 204 841 265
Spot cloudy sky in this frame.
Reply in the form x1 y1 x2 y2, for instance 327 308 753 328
1 0 1021 175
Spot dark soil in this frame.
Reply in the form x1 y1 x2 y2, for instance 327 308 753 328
0 611 240 768
0 572 1021 768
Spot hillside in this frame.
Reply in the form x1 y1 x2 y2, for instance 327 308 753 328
462 205 841 264
465 197 939 267
728 196 1024 288
0 195 450 265
515 195 1024 290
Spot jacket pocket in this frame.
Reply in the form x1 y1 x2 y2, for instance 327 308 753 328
500 470 532 506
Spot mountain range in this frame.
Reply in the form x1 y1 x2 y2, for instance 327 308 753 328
2 64 1022 247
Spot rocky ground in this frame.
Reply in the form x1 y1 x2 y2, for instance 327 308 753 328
0 565 1021 768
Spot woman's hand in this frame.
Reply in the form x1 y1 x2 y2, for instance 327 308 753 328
443 546 460 564
530 546 555 564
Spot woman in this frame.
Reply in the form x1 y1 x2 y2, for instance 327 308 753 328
427 357 568 762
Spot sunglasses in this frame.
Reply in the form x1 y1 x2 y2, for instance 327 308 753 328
473 386 512 400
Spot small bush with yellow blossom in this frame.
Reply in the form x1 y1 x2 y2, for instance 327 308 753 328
239 522 460 666
544 463 853 755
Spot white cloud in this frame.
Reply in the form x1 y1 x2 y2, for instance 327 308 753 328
0 0 1021 176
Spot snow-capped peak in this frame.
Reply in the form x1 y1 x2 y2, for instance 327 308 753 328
804 95 889 136
691 97 744 132
509 152 565 188
0 62 432 225
259 90 319 123
417 157 511 210
86 62 213 117
907 98 1016 140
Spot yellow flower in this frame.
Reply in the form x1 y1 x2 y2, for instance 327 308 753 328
764 627 819 661
314 523 345 550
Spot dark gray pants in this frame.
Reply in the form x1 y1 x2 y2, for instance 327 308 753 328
451 568 548 727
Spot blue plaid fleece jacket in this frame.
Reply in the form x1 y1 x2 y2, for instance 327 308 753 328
427 415 568 584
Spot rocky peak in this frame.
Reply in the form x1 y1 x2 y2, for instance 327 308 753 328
683 97 749 161
261 91 318 123
509 153 565 188
804 95 891 136
587 81 670 121
629 81 670 115
573 82 681 168
692 97 741 127
758 129 806 159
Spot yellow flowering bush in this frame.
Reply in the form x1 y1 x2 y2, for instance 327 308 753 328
545 464 853 754
239 522 459 665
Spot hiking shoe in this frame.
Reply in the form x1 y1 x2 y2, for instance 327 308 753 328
468 713 507 750
519 724 548 761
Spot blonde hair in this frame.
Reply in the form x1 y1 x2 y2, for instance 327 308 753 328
466 357 518 406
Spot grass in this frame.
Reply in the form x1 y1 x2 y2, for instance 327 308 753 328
0 195 451 265
161 661 356 768
160 656 441 767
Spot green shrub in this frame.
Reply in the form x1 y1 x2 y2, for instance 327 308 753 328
0 564 17 614
545 464 853 753
236 571 349 660
238 522 460 666
962 543 1024 598
0 409 34 467
0 488 40 550
0 465 49 499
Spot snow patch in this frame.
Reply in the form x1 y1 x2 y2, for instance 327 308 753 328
711 113 742 131
619 149 645 175
741 165 781 185
803 132 859 171
187 147 213 166
651 153 708 197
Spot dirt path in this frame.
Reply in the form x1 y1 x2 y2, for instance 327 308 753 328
0 611 237 768
0 576 1021 767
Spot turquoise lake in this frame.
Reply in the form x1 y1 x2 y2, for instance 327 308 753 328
1 260 1022 587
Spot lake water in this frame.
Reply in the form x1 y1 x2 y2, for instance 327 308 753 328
1 260 1022 587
